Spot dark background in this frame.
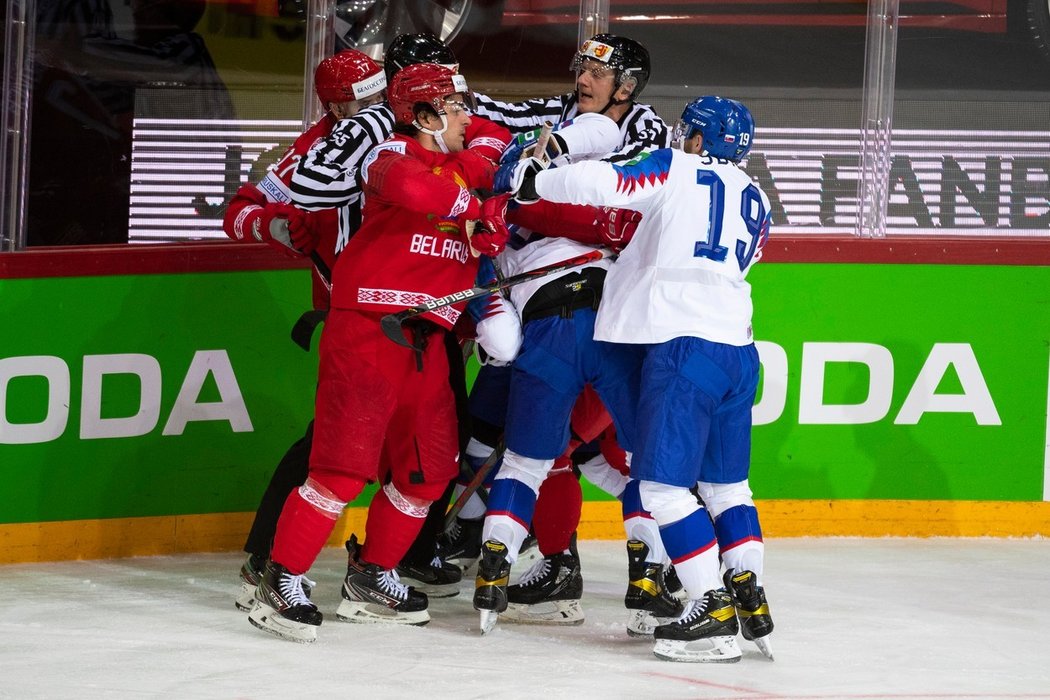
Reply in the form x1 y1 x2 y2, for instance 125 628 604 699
454 24 1050 93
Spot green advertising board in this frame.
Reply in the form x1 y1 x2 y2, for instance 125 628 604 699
1 270 320 523
2 261 1048 531
746 262 1049 503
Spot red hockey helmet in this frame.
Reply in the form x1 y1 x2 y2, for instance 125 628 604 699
314 50 386 106
387 62 474 126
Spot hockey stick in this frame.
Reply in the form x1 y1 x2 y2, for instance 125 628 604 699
531 121 554 166
444 437 506 529
267 217 332 281
380 247 616 348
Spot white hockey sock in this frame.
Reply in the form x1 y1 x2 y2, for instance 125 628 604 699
482 516 529 565
671 547 723 599
623 514 667 564
721 541 765 583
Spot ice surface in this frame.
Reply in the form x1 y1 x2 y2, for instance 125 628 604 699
2 538 1049 699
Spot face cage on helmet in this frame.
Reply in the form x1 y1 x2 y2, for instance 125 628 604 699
671 118 699 150
412 91 476 130
570 54 617 80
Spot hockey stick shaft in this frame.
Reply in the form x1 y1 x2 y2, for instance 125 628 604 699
532 121 554 166
268 217 331 281
380 247 616 347
444 437 506 528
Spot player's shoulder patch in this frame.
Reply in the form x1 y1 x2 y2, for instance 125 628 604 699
361 140 407 181
611 148 673 194
258 172 292 203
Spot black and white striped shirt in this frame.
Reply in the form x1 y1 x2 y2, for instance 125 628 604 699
472 91 671 162
290 102 396 253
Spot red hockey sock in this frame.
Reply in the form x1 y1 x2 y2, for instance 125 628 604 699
359 487 429 570
270 487 345 575
533 467 583 556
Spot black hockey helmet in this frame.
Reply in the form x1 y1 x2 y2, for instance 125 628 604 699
384 32 458 82
571 33 651 100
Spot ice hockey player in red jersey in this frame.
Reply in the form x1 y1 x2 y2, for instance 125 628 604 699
247 62 511 643
222 49 388 613
223 49 387 309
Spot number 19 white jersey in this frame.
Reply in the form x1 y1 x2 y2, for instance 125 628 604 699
532 147 771 346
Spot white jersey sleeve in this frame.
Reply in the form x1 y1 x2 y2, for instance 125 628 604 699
534 148 772 346
549 113 621 166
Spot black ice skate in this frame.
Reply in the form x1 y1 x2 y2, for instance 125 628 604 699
437 516 484 571
396 554 463 598
652 589 742 663
235 553 266 612
247 560 322 644
665 564 686 600
501 550 584 625
516 532 542 568
624 540 685 637
336 535 430 626
473 539 511 634
237 553 314 612
724 568 775 660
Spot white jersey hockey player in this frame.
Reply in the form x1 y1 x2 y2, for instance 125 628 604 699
508 96 776 664
469 35 678 635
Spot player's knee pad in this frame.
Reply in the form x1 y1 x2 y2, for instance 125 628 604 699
298 476 351 521
493 450 553 495
381 481 435 518
638 480 703 526
696 479 754 520
474 298 523 364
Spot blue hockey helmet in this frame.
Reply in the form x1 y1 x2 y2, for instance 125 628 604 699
673 96 755 162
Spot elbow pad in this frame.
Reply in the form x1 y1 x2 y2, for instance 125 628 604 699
474 296 523 365
551 113 621 165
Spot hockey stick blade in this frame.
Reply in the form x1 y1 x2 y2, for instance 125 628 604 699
381 313 415 348
379 248 616 347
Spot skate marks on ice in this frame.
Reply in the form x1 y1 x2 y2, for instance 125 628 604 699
1 539 1050 698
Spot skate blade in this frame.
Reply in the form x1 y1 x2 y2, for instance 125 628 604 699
626 609 676 637
652 635 742 663
479 609 499 634
501 600 584 626
335 600 430 626
753 635 775 661
247 603 317 644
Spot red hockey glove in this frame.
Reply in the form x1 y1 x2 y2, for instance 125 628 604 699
249 203 305 258
471 194 512 256
595 207 642 252
285 208 322 255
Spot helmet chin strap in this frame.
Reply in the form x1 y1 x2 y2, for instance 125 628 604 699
414 113 452 154
599 95 630 116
